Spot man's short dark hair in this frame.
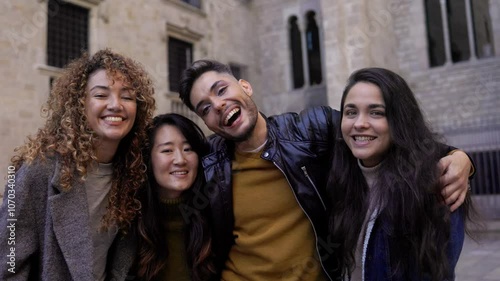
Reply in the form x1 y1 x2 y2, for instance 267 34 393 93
179 59 233 111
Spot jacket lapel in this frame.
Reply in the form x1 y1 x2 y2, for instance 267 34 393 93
107 231 137 280
48 160 94 281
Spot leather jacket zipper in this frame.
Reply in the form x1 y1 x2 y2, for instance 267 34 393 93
274 162 333 281
301 166 327 210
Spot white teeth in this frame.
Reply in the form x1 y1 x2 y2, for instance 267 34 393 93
171 171 188 175
225 108 240 125
105 116 123 122
354 136 375 141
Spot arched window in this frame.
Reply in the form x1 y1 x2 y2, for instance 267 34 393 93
305 11 322 85
289 16 304 89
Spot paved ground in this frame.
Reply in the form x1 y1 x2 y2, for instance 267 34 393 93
456 230 500 280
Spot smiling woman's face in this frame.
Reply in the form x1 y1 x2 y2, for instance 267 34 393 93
85 69 137 148
341 82 392 167
151 125 199 199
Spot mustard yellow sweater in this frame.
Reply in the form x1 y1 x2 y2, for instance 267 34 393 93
221 150 326 281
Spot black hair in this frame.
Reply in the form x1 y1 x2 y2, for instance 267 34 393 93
136 113 215 281
179 59 233 111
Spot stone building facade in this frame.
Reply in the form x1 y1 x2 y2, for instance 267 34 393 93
1 0 499 199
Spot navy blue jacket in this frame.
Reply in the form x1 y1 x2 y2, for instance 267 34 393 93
364 208 465 281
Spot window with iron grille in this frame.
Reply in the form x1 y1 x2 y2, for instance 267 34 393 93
47 0 89 68
181 0 201 9
168 37 193 92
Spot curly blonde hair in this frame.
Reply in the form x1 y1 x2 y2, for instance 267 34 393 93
11 49 156 230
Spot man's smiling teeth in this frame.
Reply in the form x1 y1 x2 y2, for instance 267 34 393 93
171 171 188 175
225 108 240 125
104 116 123 122
354 136 375 141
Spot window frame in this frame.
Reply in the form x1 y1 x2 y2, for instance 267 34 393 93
424 0 495 68
46 0 90 69
168 36 194 93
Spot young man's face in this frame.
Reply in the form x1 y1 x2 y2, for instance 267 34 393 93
190 71 259 142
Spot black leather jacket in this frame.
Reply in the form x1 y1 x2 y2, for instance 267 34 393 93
200 106 341 280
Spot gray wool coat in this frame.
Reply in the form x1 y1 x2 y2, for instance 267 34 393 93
0 157 136 281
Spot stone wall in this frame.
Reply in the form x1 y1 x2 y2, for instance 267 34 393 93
0 0 257 187
391 0 500 151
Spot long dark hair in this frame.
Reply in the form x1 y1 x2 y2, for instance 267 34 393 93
328 67 473 280
136 113 215 281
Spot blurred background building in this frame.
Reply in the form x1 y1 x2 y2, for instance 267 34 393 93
0 0 499 218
